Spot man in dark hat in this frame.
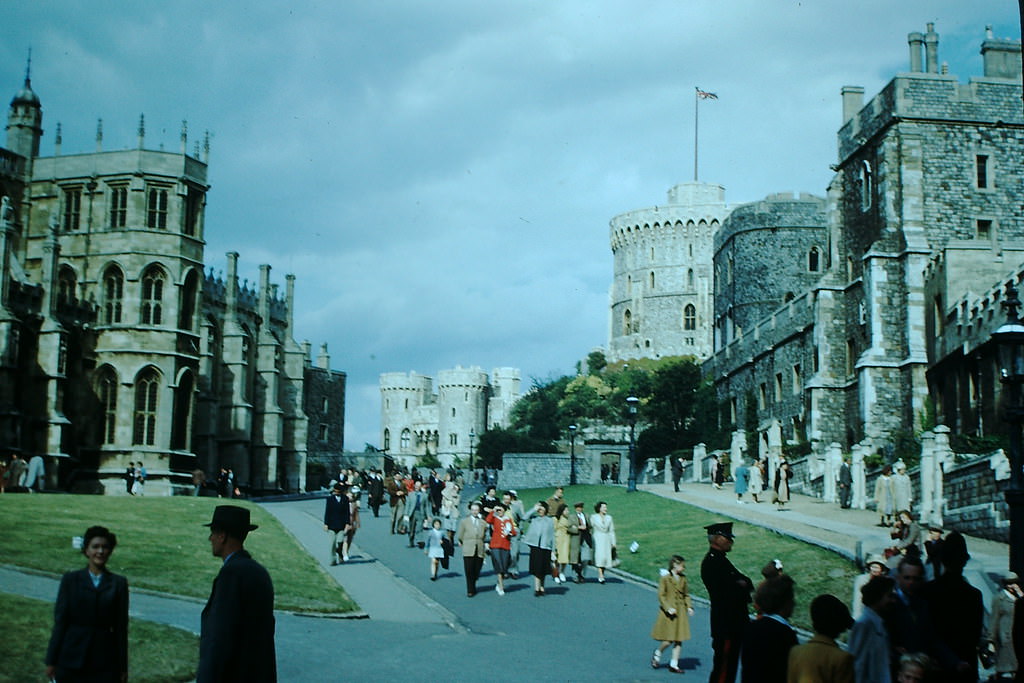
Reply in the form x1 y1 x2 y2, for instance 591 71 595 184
700 521 753 683
324 482 351 565
198 505 276 683
923 530 983 681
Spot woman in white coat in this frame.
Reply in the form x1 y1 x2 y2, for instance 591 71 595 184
589 501 616 584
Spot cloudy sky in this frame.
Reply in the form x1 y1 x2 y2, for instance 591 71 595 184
2 2 1018 450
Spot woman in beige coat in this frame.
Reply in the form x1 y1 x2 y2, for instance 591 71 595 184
649 554 694 673
553 503 576 584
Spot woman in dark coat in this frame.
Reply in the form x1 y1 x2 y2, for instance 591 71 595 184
46 525 129 683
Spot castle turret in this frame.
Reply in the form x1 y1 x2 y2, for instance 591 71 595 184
6 55 42 161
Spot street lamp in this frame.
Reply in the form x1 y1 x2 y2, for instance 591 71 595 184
994 280 1024 574
468 428 476 475
626 396 639 492
569 424 578 485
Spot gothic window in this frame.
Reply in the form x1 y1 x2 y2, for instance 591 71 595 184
683 304 696 331
400 428 411 451
103 266 124 324
109 186 128 228
179 270 198 331
792 364 801 394
146 187 168 229
975 154 991 189
184 186 202 236
140 266 164 325
98 367 118 444
808 247 821 272
758 383 767 410
63 187 82 232
133 368 160 446
57 266 76 304
687 268 694 289
383 429 391 451
624 309 632 335
860 160 873 210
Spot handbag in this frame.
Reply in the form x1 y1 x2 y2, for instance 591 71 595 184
611 546 621 567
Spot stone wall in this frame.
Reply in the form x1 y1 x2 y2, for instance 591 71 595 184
502 444 629 490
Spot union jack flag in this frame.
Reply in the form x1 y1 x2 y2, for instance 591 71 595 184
696 87 718 100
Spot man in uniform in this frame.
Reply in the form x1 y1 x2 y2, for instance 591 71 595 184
198 505 276 683
700 521 753 683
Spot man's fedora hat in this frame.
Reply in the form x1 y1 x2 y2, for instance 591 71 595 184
204 505 259 533
704 522 735 539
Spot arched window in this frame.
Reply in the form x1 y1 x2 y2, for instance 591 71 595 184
860 160 873 210
140 266 164 325
133 368 160 446
649 272 655 289
98 367 118 445
624 309 632 335
146 187 168 229
383 429 391 451
400 428 411 451
57 266 76 305
683 304 697 330
179 270 198 331
687 268 695 289
103 266 123 324
808 246 821 273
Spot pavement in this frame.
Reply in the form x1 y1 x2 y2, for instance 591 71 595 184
2 481 1007 681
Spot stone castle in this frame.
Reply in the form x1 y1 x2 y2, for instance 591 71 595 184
0 65 346 494
379 366 521 468
610 24 1023 462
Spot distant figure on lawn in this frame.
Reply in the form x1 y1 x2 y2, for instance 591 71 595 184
198 505 276 683
45 525 129 683
701 521 754 683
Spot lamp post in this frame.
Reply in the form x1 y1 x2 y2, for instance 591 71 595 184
569 424 578 485
994 281 1024 574
468 428 476 476
626 396 639 492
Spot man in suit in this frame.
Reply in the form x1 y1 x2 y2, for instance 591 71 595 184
323 483 351 564
404 480 430 547
366 469 385 517
701 522 753 683
838 456 853 509
456 501 487 596
740 575 798 682
787 594 855 682
671 456 684 492
571 501 591 582
427 470 444 515
387 472 407 534
199 505 276 683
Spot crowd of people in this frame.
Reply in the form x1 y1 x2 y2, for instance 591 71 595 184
0 452 46 493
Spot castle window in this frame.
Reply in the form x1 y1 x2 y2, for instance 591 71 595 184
179 270 198 332
57 266 76 304
171 370 194 450
383 429 390 450
450 433 458 446
400 428 411 451
846 339 856 376
775 373 783 402
319 424 329 442
687 268 694 289
730 397 738 425
98 367 118 444
140 266 164 325
860 160 872 210
624 309 632 335
451 407 456 418
808 246 821 272
792 364 801 394
650 272 655 290
133 368 160 446
103 266 124 324
404 398 409 409
322 397 329 412
62 187 82 232
683 304 696 331
689 244 693 258
976 219 993 240
146 187 168 229
626 275 632 296
758 383 767 410
109 186 128 228
975 154 991 189
184 186 202 236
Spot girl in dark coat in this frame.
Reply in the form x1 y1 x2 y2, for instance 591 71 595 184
45 525 129 683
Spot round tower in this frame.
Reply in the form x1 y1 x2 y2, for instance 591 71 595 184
488 366 522 430
6 58 42 161
608 181 733 363
436 366 488 461
379 371 433 455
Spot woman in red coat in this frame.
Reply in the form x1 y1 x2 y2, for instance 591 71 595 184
486 502 517 596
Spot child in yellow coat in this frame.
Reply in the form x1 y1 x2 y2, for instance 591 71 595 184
650 554 695 673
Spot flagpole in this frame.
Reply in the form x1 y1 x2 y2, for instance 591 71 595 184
693 87 699 182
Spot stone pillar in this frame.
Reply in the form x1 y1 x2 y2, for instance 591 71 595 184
919 429 937 526
930 425 952 527
824 442 842 502
730 430 746 480
692 443 706 482
663 455 671 485
851 442 867 509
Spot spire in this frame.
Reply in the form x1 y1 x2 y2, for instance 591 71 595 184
24 47 32 86
137 113 145 149
10 47 41 108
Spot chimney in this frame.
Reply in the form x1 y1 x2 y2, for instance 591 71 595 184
908 31 924 72
981 26 1023 80
841 86 864 123
225 251 239 321
924 23 939 73
317 343 330 370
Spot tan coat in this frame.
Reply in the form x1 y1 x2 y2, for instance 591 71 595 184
786 634 854 683
650 573 692 642
456 514 487 558
554 513 576 563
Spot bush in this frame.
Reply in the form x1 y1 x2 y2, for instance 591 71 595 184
950 432 1007 455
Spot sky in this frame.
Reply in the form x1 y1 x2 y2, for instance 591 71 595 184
2 2 1019 451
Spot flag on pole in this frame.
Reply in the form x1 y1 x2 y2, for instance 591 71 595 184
696 87 718 100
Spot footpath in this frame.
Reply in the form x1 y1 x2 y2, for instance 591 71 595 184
639 480 1010 604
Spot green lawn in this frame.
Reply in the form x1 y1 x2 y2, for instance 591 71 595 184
0 593 198 683
515 485 859 631
0 495 357 613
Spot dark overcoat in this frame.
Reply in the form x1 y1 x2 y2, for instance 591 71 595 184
700 548 752 639
46 568 129 680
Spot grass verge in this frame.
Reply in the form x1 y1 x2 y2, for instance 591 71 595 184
0 592 198 683
515 485 858 631
0 494 357 613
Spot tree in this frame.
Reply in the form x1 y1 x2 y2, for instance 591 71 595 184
586 350 608 375
510 376 572 441
637 358 724 460
474 427 556 468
